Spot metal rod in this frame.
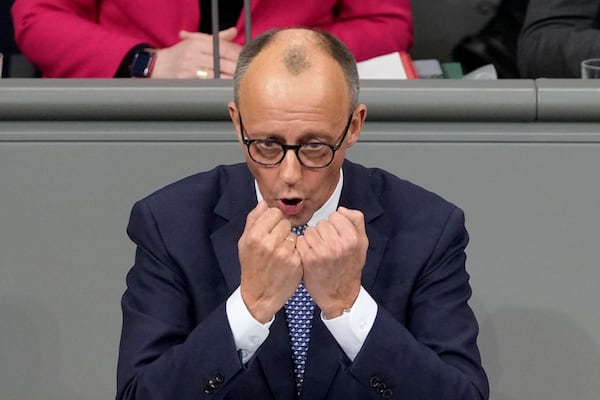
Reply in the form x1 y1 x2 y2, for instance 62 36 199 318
211 0 220 78
244 0 252 44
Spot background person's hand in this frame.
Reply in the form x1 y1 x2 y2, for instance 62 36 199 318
151 27 242 78
238 201 303 323
296 207 369 319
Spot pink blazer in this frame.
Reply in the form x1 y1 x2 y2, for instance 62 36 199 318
12 0 412 77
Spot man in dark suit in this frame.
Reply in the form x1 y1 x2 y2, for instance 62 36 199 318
518 0 600 78
116 28 489 400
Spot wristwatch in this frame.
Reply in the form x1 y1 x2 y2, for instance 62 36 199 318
130 49 156 78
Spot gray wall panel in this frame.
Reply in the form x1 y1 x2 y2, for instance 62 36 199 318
0 142 245 400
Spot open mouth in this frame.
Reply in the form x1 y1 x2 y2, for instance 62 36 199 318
281 198 302 206
278 198 304 216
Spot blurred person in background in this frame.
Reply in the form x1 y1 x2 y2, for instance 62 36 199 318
11 0 412 78
453 0 528 78
518 0 600 78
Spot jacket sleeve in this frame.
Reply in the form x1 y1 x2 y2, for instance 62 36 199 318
518 0 600 78
320 0 413 62
346 207 489 400
116 200 245 400
12 0 148 77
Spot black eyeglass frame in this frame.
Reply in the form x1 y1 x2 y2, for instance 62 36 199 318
238 113 354 169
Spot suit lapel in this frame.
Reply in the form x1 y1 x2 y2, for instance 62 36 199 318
210 219 245 291
210 165 256 292
340 161 388 291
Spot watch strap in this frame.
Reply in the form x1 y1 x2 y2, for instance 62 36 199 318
130 48 156 78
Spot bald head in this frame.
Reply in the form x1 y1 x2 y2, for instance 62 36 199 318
233 28 359 112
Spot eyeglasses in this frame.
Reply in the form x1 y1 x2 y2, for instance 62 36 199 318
239 113 353 169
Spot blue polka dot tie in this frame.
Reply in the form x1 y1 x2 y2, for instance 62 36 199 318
285 225 314 398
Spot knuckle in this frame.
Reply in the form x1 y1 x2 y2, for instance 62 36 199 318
316 220 329 230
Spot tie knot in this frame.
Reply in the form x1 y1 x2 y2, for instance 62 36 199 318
291 225 308 236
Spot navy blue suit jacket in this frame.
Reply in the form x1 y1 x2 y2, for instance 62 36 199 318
117 160 489 400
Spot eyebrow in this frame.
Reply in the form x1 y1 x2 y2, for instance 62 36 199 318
245 130 335 143
238 114 342 143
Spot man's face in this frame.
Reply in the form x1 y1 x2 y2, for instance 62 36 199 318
229 46 366 226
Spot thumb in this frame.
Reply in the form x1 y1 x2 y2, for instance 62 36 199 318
219 27 238 41
179 30 193 40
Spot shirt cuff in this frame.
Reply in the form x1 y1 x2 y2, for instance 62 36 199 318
321 286 377 361
226 287 273 364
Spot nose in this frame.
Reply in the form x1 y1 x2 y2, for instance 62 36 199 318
278 149 302 185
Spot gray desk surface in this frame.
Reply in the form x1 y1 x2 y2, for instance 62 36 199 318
1 78 599 122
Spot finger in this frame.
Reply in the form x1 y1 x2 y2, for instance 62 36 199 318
328 210 359 238
314 219 340 243
178 34 240 63
220 57 239 73
336 207 366 235
245 200 269 229
271 217 293 240
295 235 311 254
249 206 290 238
294 235 313 267
193 58 237 79
179 30 240 57
284 235 297 247
300 223 330 254
179 30 204 40
219 27 238 41
217 41 243 62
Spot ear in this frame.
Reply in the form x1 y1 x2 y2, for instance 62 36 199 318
228 101 243 143
345 104 367 148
